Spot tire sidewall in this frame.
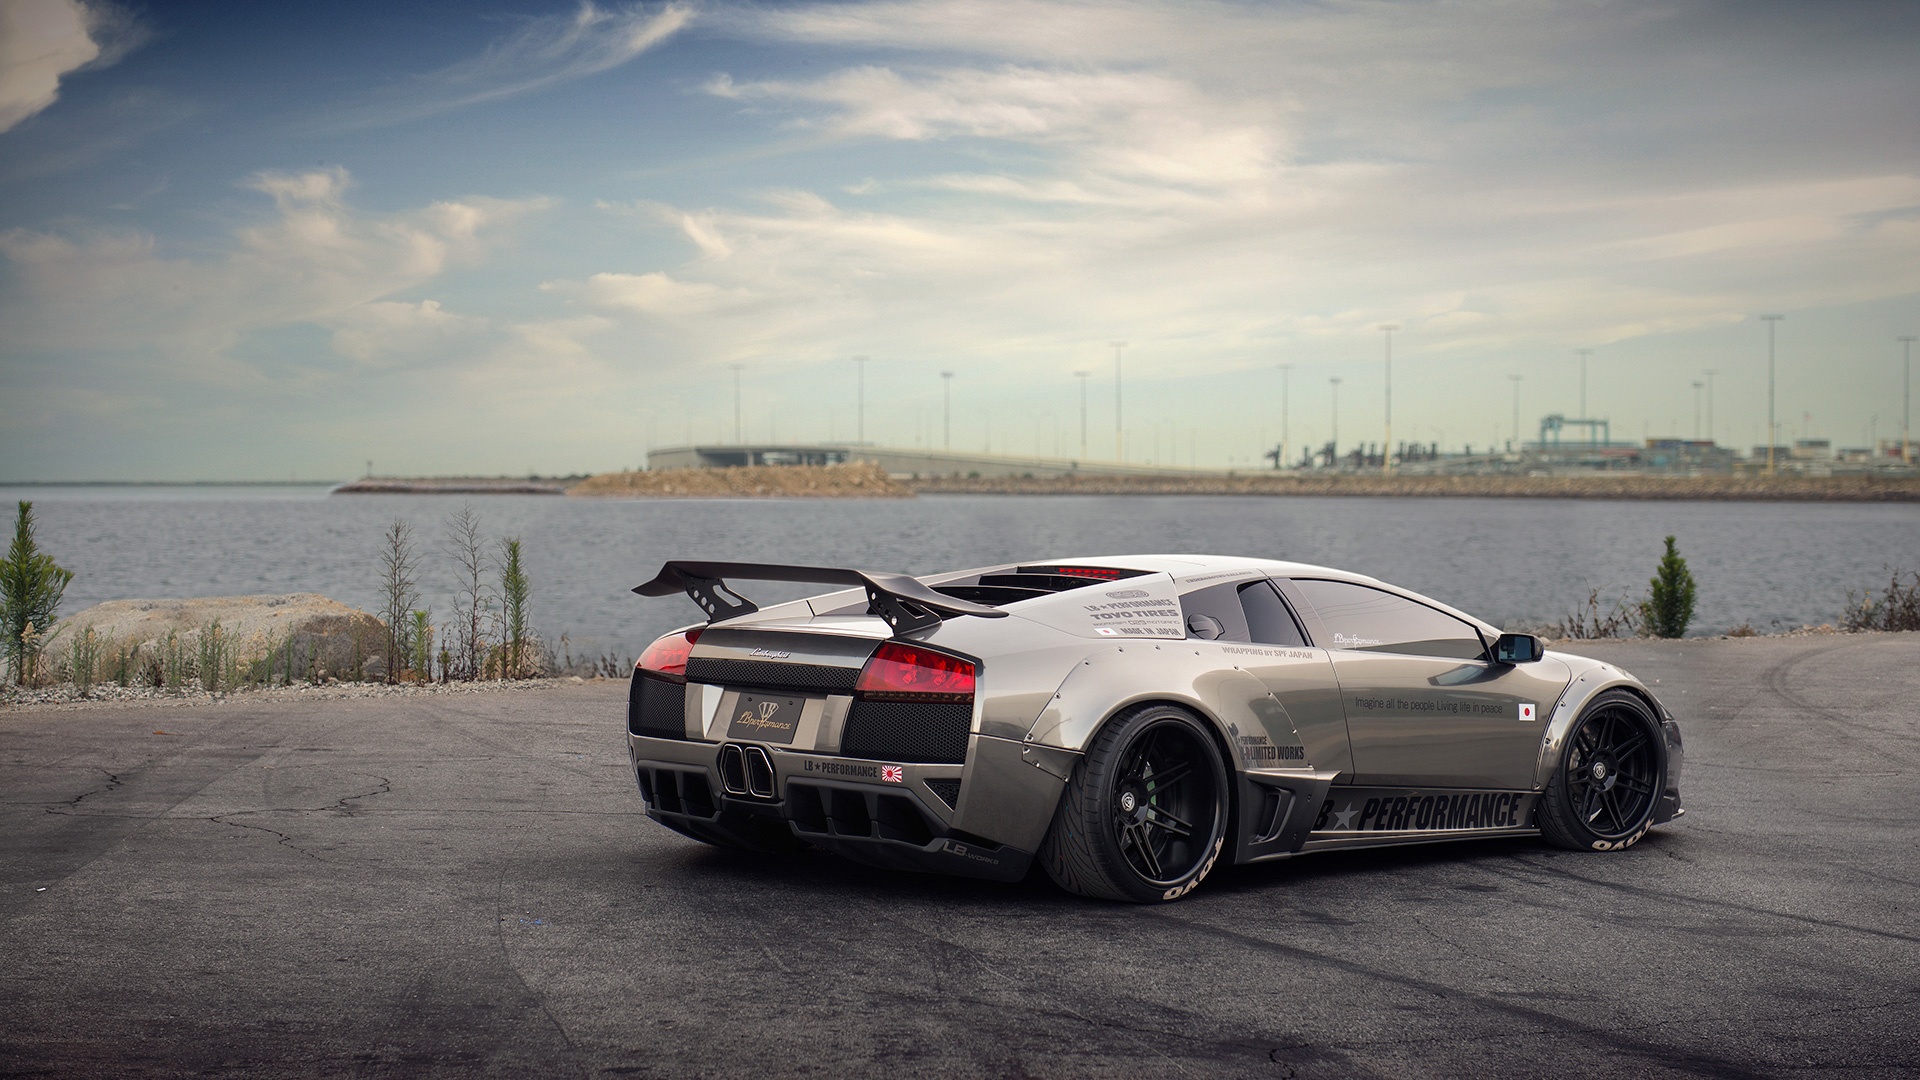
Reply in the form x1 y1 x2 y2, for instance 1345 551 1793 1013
1085 706 1231 902
1549 691 1667 852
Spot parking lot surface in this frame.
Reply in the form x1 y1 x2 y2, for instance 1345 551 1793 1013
3 633 1917 1078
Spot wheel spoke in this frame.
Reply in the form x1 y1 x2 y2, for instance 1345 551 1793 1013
1581 784 1604 825
1127 822 1164 878
1616 775 1654 795
1612 732 1649 760
1601 789 1628 833
1148 806 1195 838
1145 760 1193 793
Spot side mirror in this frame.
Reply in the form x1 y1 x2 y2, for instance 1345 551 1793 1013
1494 633 1544 664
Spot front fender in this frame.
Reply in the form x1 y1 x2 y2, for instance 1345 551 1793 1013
1533 650 1680 796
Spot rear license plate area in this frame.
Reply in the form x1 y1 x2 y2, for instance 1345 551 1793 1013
726 692 805 745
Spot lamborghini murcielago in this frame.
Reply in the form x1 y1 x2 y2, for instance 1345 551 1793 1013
626 556 1683 902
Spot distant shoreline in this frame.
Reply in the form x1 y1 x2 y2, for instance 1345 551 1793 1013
904 472 1920 501
13 470 1919 502
0 480 341 487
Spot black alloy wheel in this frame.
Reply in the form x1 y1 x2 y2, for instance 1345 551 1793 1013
1040 704 1230 902
1540 689 1666 851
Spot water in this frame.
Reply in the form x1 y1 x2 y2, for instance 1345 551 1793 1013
7 486 1917 656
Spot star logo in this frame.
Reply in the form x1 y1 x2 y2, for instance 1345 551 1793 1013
1332 803 1359 830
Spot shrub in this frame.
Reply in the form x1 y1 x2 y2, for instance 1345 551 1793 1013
1843 569 1920 632
1640 535 1697 639
499 538 530 679
1 501 74 686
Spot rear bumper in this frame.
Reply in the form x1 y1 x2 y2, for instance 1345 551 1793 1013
629 733 1035 882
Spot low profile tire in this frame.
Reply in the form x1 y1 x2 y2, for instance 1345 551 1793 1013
1039 704 1230 902
1540 690 1667 852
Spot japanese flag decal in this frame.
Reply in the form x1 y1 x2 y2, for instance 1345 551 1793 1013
1519 702 1538 722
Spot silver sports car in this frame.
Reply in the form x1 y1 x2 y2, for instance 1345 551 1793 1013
627 556 1683 902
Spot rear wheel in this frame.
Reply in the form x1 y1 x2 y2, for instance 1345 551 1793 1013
1540 690 1666 851
1040 704 1230 902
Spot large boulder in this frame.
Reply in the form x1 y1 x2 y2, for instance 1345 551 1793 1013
48 594 388 683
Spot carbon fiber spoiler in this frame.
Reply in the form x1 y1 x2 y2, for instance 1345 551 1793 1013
633 560 1007 635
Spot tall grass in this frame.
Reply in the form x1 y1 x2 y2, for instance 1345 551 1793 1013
65 625 103 693
1844 569 1920 632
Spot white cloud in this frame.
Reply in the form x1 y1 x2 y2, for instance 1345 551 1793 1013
0 0 141 132
0 167 551 363
568 0 1919 376
328 1 692 129
327 299 489 365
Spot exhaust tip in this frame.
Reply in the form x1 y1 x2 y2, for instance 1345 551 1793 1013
718 744 748 794
744 746 776 799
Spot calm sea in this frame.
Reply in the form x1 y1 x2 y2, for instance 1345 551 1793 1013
7 485 1917 656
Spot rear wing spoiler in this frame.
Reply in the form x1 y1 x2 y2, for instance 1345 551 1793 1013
633 560 1007 635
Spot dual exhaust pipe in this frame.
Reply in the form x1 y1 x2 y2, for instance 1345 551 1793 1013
719 743 776 799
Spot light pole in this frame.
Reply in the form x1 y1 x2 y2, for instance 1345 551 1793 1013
852 356 868 444
1900 336 1915 463
940 371 954 452
1379 325 1398 473
1703 369 1718 444
1278 363 1293 470
729 363 744 444
1691 381 1704 440
1508 374 1522 448
1329 376 1342 466
1074 370 1090 459
1575 348 1593 445
1110 341 1128 461
1760 315 1784 474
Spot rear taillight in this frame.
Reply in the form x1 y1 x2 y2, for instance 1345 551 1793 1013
637 627 702 683
855 641 975 702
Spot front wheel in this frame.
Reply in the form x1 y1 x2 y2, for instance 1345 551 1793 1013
1039 704 1230 902
1539 690 1667 851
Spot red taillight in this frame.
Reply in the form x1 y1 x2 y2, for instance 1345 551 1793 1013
637 627 702 683
856 641 976 702
1036 565 1128 580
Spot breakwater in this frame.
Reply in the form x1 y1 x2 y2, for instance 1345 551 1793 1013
568 462 908 499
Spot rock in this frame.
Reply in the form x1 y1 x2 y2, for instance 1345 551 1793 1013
48 595 388 682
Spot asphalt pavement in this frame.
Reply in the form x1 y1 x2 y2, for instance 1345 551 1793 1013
2 633 1917 1078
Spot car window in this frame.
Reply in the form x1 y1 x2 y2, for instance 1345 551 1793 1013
1238 580 1307 646
1292 579 1487 660
1179 581 1252 641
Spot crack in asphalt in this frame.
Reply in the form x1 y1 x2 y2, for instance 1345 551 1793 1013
194 775 394 864
51 766 124 811
205 813 327 862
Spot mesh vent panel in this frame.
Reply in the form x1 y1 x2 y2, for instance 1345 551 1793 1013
685 657 861 692
925 779 962 810
840 701 972 764
629 675 687 738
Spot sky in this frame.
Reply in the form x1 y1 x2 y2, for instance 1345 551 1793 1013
0 0 1916 480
